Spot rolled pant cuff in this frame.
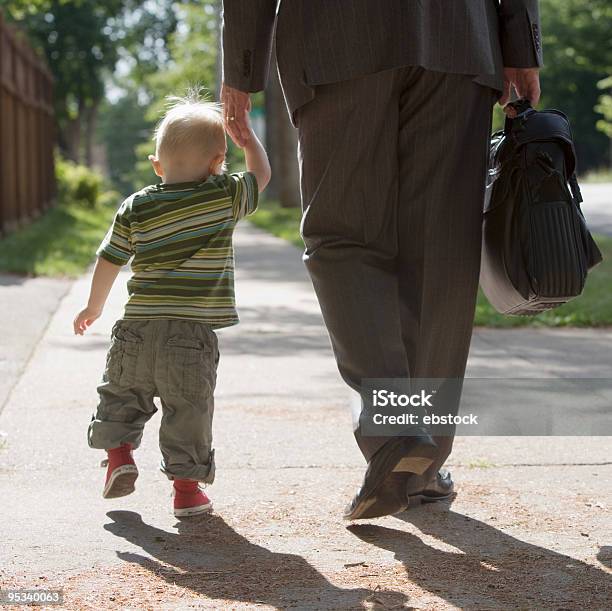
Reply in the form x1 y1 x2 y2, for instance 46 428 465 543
160 451 216 484
87 419 144 450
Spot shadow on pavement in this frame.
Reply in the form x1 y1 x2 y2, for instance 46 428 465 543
219 307 330 356
235 234 305 285
348 505 612 608
598 546 612 570
104 510 406 609
0 274 29 286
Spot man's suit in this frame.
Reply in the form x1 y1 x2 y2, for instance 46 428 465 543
223 1 542 122
222 1 542 490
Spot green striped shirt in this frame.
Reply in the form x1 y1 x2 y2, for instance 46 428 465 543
97 172 258 328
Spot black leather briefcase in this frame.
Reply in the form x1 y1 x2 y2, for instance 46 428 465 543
480 99 603 316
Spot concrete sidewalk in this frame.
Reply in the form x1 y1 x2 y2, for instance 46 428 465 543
1 223 610 609
0 274 70 412
581 182 612 236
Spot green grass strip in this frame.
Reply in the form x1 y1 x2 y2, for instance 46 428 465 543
250 199 612 327
0 200 116 278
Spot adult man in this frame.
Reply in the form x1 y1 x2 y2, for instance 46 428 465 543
221 0 542 520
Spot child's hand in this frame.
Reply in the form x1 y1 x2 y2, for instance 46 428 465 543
73 306 102 335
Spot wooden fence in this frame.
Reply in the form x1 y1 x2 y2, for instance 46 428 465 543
0 13 55 235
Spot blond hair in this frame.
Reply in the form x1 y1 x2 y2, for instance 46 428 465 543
154 88 226 165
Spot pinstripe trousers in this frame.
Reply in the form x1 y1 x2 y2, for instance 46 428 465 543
295 66 496 487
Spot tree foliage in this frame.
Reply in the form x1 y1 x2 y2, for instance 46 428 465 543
0 0 177 163
540 0 612 170
2 0 611 188
115 1 223 191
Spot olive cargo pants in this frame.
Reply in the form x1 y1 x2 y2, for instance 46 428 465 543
88 319 219 483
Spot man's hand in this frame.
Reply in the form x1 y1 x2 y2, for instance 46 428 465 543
73 306 102 335
221 83 252 148
499 67 541 117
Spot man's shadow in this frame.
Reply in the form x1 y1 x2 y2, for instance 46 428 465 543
104 511 408 610
348 504 612 609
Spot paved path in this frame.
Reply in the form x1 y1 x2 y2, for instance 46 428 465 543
0 274 70 414
1 224 610 609
581 182 612 236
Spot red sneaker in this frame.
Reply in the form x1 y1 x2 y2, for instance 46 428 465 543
101 443 138 499
173 479 212 517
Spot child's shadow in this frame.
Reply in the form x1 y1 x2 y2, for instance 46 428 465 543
104 510 407 609
348 507 612 608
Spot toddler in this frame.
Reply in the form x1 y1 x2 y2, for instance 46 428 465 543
73 90 270 517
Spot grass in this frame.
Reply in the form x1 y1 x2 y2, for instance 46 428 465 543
467 459 497 469
250 199 612 327
474 235 612 327
580 168 612 184
0 198 116 277
249 199 304 249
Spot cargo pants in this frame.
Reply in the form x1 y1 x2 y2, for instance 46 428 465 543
88 319 219 483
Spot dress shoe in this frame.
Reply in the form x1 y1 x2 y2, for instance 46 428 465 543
343 473 411 520
406 469 454 507
344 432 438 520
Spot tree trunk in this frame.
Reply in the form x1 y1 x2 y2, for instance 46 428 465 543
214 0 223 99
266 56 300 208
265 62 280 201
83 99 99 168
278 114 300 208
63 115 81 163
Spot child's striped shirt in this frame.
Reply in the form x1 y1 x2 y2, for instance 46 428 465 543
97 172 258 328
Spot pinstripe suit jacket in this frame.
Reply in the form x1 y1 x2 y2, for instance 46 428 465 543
222 0 543 123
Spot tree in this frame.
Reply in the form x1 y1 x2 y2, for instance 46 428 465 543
1 0 177 165
265 57 300 208
108 1 221 190
595 77 612 170
540 0 612 171
2 0 123 162
96 89 154 194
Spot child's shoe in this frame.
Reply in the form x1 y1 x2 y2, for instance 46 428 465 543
173 479 212 517
101 443 138 499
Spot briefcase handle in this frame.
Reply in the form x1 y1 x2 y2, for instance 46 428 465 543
504 98 585 206
503 98 534 134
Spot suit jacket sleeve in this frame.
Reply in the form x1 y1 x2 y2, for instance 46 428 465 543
222 0 278 92
499 0 543 68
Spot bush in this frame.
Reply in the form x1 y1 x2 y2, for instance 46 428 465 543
96 189 123 209
55 156 103 207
